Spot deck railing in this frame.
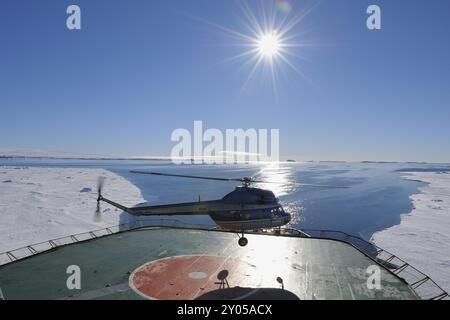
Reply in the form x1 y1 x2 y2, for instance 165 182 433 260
291 228 449 301
0 219 448 300
0 219 215 266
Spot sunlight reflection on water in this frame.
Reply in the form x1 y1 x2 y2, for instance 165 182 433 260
253 163 297 197
252 163 305 227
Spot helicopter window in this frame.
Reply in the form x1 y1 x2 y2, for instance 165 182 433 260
272 207 283 216
271 209 276 218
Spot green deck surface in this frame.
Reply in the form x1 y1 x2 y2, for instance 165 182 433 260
0 228 417 300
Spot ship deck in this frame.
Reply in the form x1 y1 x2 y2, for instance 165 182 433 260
0 227 418 300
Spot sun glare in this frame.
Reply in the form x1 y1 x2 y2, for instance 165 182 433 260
257 31 281 58
209 0 317 95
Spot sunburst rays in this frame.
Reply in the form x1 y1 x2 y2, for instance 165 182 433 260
214 0 318 97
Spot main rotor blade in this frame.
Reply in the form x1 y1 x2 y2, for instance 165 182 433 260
130 170 347 188
296 183 349 189
130 171 245 182
252 180 347 187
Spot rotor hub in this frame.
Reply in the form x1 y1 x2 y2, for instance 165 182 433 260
242 177 253 187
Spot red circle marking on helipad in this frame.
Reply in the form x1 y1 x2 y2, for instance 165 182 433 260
129 255 257 300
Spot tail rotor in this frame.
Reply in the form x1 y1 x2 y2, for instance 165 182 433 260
95 176 106 222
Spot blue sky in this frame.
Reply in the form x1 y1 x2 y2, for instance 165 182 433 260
1 0 449 162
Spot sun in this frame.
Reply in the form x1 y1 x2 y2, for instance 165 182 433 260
257 31 281 58
207 0 317 94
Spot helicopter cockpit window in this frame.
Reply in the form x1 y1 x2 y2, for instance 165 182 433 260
271 207 284 217
271 208 279 217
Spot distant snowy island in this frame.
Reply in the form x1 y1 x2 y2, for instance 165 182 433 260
0 148 105 159
0 167 145 253
0 148 171 161
372 171 450 293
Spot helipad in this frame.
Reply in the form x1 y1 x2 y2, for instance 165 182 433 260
129 255 259 300
0 228 418 300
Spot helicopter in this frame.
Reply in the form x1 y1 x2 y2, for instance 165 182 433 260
96 170 348 247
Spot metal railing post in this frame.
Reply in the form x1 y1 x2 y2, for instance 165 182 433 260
6 252 17 262
27 246 38 254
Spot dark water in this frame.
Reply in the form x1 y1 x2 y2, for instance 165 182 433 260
2 159 449 240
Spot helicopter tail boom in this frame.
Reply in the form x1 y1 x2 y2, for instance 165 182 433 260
97 196 220 217
98 195 134 214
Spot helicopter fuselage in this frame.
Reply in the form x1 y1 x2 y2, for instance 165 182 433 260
210 205 291 230
100 187 292 231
